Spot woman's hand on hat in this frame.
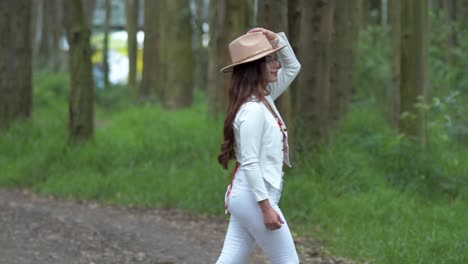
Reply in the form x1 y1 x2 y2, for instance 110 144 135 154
247 27 277 41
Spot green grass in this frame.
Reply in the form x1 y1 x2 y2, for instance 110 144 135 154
1 83 467 263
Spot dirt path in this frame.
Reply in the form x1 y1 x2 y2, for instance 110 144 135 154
0 189 353 264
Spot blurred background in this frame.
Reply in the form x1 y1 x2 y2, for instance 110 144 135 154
0 0 467 263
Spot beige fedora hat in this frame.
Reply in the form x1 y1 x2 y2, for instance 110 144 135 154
220 32 286 73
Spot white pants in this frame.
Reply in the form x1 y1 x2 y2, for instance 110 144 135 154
216 169 299 264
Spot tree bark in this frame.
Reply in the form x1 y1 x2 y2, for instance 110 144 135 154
141 0 160 101
296 0 334 146
287 0 301 111
389 0 401 129
207 0 248 118
163 0 193 109
456 0 468 28
400 0 429 143
191 0 209 92
125 0 139 90
63 0 94 142
442 0 458 64
103 0 111 88
139 1 159 100
37 0 62 69
83 0 96 32
38 0 51 62
329 0 362 125
0 0 33 129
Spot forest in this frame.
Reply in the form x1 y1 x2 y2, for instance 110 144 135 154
0 0 467 263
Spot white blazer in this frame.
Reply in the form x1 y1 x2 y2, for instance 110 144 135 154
233 32 301 201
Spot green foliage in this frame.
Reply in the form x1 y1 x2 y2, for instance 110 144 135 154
2 76 467 263
353 25 390 106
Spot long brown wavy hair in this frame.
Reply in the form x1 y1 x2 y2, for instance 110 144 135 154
218 57 269 169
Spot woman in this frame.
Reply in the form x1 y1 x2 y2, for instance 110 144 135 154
216 27 301 264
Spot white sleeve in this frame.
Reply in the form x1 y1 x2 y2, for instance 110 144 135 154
268 32 302 101
236 103 269 202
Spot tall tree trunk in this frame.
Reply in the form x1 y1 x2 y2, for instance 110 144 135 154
31 0 42 56
287 0 301 109
296 0 334 146
38 0 51 63
64 0 94 142
207 0 248 118
51 0 63 72
361 0 370 30
287 0 301 156
140 0 160 101
125 0 139 90
442 0 457 65
207 0 226 118
245 0 256 28
389 0 401 129
329 0 362 125
456 0 468 28
257 0 292 128
83 0 96 32
37 0 62 69
103 0 111 89
163 0 193 109
400 0 429 143
0 0 33 129
192 0 209 91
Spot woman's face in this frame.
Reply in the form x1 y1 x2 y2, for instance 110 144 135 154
264 54 281 83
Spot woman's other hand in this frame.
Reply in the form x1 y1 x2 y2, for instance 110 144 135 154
259 199 284 230
247 27 277 41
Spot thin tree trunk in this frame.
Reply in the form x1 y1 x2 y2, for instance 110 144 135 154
287 0 301 110
38 0 51 63
207 0 226 118
103 0 111 88
400 0 429 143
50 0 63 72
296 0 334 146
125 0 139 90
361 0 370 30
64 0 94 142
192 0 208 91
163 0 193 109
389 0 401 129
442 0 457 64
0 0 33 128
329 0 362 125
141 0 159 101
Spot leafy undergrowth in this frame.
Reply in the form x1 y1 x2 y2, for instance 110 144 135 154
1 88 467 263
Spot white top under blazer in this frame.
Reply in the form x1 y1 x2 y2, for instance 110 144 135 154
233 32 301 202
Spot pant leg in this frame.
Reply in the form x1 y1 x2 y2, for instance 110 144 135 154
216 215 257 264
250 205 299 264
227 180 299 264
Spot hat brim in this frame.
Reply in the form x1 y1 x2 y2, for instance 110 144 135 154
220 44 287 73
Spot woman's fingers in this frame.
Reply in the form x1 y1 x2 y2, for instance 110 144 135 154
265 211 283 230
278 214 285 224
247 27 264 34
